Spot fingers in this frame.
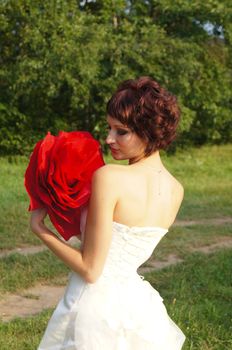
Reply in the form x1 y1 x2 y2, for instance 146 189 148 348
30 208 47 233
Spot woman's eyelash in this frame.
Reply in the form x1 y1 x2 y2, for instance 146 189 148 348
106 126 128 135
117 129 128 135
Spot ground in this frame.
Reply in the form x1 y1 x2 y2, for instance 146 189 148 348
1 217 232 322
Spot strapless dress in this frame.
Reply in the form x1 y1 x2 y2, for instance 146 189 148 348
38 221 185 349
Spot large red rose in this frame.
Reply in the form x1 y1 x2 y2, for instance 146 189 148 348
24 131 105 240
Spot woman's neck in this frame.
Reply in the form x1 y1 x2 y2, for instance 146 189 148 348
129 151 163 170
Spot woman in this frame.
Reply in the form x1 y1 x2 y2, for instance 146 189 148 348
31 76 186 349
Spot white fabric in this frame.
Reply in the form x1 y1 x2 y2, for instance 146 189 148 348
38 221 185 349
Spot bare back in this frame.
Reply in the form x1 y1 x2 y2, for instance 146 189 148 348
111 163 184 229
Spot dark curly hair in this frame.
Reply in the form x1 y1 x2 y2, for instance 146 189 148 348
106 76 180 156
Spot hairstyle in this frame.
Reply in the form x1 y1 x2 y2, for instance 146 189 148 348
106 76 180 156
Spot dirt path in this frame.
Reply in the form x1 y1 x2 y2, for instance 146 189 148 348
0 245 47 259
0 285 65 322
1 237 232 322
174 216 232 227
0 255 182 322
191 237 232 253
1 216 231 259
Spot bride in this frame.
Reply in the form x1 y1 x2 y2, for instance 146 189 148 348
29 76 186 349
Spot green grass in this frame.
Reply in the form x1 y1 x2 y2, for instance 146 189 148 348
147 248 232 349
0 156 40 249
0 250 69 293
150 223 232 261
0 145 232 249
0 309 52 350
0 223 231 294
162 145 232 220
0 249 231 350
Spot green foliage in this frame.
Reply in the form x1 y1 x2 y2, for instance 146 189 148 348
0 0 231 154
0 103 32 155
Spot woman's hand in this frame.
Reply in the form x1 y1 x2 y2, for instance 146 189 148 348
30 208 49 236
29 208 89 282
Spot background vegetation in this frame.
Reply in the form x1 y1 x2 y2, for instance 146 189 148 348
0 0 231 155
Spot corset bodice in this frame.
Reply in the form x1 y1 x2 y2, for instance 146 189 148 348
97 221 168 282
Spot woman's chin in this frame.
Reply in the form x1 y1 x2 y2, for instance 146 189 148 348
110 152 125 161
111 154 121 160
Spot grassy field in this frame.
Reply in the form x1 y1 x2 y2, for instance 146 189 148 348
0 144 231 249
149 248 232 350
0 144 232 349
0 249 231 349
0 250 69 294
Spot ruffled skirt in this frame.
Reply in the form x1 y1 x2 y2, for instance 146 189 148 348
38 272 185 349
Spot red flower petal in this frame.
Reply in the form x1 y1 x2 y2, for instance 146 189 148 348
24 131 105 240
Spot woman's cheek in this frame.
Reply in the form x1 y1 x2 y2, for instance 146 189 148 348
121 133 132 144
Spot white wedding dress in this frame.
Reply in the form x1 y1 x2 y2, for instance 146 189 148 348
38 221 185 349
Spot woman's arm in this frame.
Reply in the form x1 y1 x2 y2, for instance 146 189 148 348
30 165 118 284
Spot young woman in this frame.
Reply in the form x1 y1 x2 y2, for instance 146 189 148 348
31 76 186 349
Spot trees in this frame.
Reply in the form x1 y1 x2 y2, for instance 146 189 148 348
0 0 231 154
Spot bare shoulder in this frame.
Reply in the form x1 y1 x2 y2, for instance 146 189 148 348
93 163 128 180
172 183 184 216
164 168 184 202
91 164 126 196
173 178 184 202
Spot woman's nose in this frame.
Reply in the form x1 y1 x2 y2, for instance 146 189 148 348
106 130 115 144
